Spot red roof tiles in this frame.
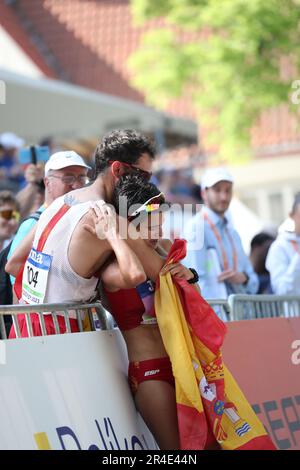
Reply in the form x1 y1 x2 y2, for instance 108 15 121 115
0 1 56 78
3 0 300 156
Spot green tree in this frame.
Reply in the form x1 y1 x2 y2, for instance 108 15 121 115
128 0 300 162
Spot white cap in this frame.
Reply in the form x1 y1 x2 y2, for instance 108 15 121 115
44 150 91 176
0 132 25 149
201 167 234 189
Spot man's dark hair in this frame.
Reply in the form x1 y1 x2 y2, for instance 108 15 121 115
250 232 275 250
112 174 161 216
94 129 155 175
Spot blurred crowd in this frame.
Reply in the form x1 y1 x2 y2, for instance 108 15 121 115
1 130 300 313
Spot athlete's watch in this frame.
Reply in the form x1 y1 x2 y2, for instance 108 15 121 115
188 268 199 284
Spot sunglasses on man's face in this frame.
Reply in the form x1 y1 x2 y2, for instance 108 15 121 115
109 160 152 181
0 209 20 221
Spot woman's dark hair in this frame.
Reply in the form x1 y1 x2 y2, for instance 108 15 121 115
112 174 162 219
94 129 155 176
250 232 275 250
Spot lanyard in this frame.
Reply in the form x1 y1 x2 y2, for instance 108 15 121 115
204 213 238 271
291 240 300 255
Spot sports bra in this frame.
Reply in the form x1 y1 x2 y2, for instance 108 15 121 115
103 279 157 330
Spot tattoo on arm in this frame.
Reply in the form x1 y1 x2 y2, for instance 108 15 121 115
64 194 82 206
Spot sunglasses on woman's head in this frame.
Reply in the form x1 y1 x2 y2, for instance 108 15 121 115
0 209 20 221
128 193 166 220
109 160 152 181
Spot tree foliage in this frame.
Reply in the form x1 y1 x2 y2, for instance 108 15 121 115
129 0 300 161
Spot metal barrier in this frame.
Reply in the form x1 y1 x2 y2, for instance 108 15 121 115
2 294 300 339
228 294 300 321
206 299 231 322
0 302 113 339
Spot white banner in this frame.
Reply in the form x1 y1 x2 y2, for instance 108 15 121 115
0 330 157 450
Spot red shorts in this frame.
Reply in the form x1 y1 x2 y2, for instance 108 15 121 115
128 356 174 395
128 356 218 450
9 313 79 338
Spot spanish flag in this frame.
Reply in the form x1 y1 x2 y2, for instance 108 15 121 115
154 239 276 450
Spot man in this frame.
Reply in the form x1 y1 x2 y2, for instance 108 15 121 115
7 150 91 287
183 168 258 302
6 129 165 335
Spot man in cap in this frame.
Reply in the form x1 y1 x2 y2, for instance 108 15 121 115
183 168 258 305
7 150 91 288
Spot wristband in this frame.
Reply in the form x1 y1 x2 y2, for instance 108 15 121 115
188 268 199 284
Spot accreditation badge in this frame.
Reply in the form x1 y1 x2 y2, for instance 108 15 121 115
22 248 53 304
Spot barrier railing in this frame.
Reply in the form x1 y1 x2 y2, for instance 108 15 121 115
0 302 113 339
206 299 231 322
1 294 300 339
228 294 300 321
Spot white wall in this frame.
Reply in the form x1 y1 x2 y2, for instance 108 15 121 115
0 26 43 79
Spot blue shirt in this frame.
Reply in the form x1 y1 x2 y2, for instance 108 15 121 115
182 207 259 299
7 205 45 285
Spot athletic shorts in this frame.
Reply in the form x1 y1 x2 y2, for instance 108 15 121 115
128 356 218 449
128 356 174 395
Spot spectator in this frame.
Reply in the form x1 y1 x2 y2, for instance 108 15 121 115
7 150 91 288
0 132 25 191
0 191 20 322
0 190 20 251
183 168 259 302
250 232 275 294
156 168 202 205
266 193 300 295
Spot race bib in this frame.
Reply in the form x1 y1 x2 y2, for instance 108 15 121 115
136 279 157 324
22 248 53 304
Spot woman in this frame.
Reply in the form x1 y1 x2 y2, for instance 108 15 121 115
96 174 204 450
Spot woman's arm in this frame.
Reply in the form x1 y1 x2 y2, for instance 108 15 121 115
101 259 143 291
88 202 166 283
85 203 147 288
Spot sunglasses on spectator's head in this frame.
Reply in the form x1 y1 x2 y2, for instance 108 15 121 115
0 209 20 221
109 160 152 181
128 193 166 221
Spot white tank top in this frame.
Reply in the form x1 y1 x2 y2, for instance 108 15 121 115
31 195 99 305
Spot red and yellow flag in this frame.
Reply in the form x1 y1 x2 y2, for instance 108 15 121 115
154 239 276 450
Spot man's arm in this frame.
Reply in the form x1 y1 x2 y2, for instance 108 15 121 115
7 218 38 285
5 224 37 277
15 164 44 218
218 231 258 293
